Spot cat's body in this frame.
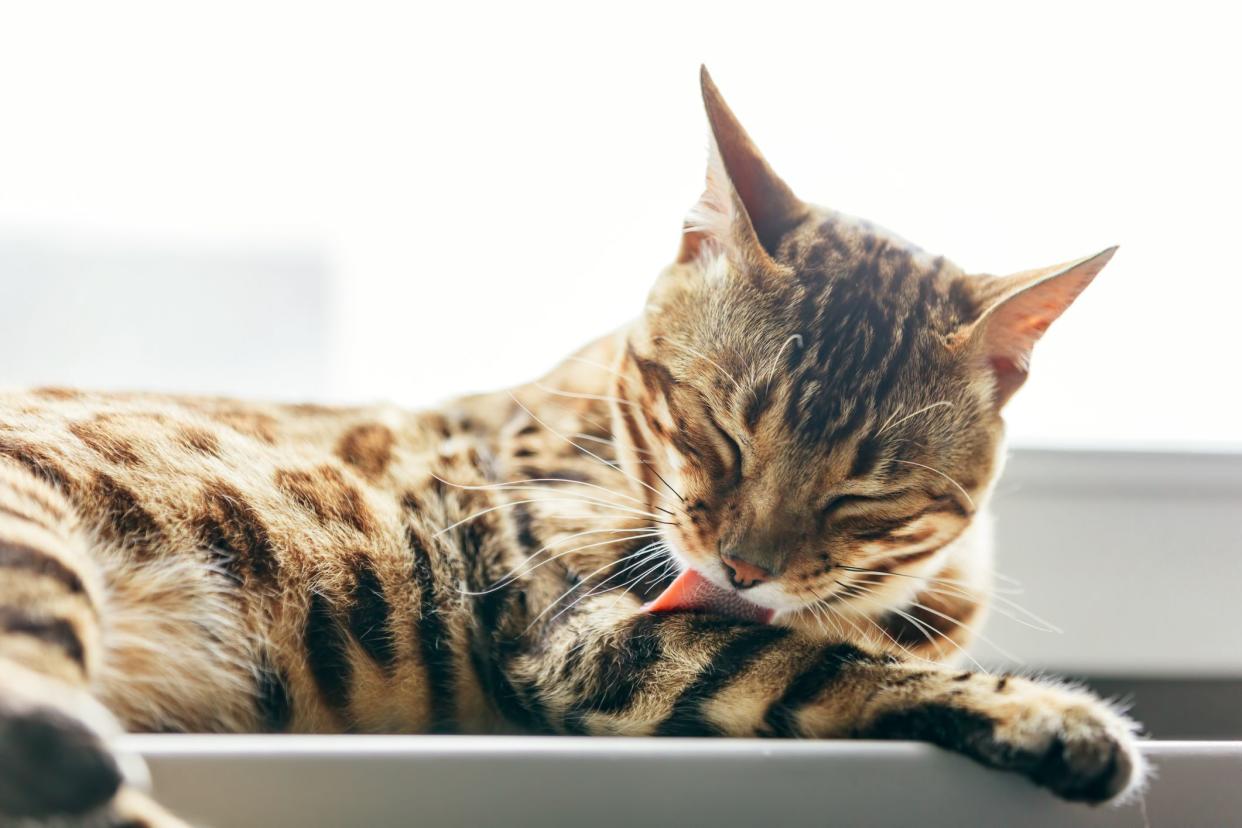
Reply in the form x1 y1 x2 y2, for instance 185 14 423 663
0 70 1142 826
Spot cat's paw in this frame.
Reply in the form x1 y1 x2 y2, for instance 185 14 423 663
975 677 1146 804
866 672 1147 804
0 702 122 819
0 658 154 824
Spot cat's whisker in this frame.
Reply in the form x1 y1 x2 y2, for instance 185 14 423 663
836 599 948 670
564 354 641 391
527 541 665 632
809 604 834 638
552 545 668 621
829 599 928 664
839 564 1025 598
803 588 846 639
800 601 829 637
845 580 993 672
434 496 669 538
860 594 961 661
823 605 849 641
464 532 661 598
589 542 671 601
916 584 1062 634
525 551 649 632
468 467 677 518
842 573 1049 643
763 333 803 396
608 548 670 593
575 411 617 438
533 381 640 409
876 404 905 437
595 566 672 620
841 564 1056 632
900 597 1027 664
460 527 663 595
639 460 686 504
809 585 884 650
661 339 743 393
510 393 683 514
890 459 976 510
817 576 936 664
599 546 679 613
878 401 954 436
431 473 653 510
572 432 654 456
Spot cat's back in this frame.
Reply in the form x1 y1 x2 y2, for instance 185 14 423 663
0 387 469 569
1 386 405 485
0 387 510 733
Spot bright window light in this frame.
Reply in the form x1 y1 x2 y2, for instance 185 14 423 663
0 1 1236 450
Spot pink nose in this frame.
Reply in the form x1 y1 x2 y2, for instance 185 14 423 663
721 555 771 589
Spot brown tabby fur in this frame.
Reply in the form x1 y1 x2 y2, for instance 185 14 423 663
0 68 1141 826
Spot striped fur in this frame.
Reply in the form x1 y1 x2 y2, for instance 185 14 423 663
0 68 1141 824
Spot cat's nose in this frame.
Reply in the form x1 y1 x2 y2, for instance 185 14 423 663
720 553 773 590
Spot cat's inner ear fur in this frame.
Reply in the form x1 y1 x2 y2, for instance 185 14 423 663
954 246 1117 408
677 66 808 266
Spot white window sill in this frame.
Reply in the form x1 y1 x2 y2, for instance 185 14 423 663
122 734 1242 827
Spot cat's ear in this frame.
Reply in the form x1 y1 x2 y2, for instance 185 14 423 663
955 246 1117 408
678 66 808 265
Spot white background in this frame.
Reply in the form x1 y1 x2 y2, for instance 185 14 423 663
0 0 1238 450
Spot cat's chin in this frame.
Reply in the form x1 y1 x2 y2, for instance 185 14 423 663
644 567 775 624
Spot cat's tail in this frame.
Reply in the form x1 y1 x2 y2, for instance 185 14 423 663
0 459 188 826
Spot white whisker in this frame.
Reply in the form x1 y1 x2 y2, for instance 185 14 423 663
460 528 662 595
431 473 652 510
846 579 1000 671
890 459 976 510
878 401 954 436
526 541 664 632
902 598 1026 664
533 381 639 408
918 585 1062 634
564 354 639 391
845 563 1053 632
556 545 671 623
764 333 803 395
662 339 743 392
836 603 929 664
434 496 664 538
572 432 654 456
841 565 1025 597
510 393 679 512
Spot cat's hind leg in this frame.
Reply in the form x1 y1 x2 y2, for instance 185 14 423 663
0 461 187 826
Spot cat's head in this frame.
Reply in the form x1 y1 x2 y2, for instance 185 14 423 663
612 67 1114 622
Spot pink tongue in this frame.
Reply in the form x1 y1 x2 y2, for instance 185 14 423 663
645 568 774 624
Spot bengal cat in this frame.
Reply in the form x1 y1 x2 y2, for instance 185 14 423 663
0 68 1142 825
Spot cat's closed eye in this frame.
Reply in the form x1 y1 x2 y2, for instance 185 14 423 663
705 415 743 472
820 494 879 518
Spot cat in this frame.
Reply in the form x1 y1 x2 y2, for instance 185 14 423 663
0 67 1142 826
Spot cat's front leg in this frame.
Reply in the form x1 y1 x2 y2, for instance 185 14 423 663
503 597 1144 804
847 668 1145 804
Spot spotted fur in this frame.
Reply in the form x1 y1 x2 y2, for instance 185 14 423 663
0 68 1142 824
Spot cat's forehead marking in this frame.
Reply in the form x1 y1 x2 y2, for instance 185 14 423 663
638 204 981 474
750 220 932 443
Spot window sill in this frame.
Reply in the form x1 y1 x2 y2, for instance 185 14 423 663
122 735 1242 827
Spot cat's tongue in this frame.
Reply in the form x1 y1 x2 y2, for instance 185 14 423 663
645 568 774 624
